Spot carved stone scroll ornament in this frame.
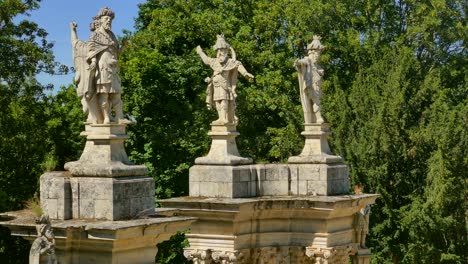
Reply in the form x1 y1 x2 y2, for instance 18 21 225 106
212 250 241 264
306 245 356 264
29 215 57 264
184 249 213 264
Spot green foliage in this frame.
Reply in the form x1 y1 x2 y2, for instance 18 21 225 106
0 1 80 262
155 232 191 264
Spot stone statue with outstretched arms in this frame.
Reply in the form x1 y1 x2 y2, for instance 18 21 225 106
196 35 254 125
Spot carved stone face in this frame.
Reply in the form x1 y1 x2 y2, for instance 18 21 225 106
44 226 54 241
100 15 112 31
216 48 229 63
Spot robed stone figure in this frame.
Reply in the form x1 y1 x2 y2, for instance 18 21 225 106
294 35 325 124
71 7 127 124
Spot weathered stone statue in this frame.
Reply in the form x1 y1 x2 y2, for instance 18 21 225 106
196 35 254 125
294 35 325 124
71 7 128 124
356 205 371 248
29 215 56 264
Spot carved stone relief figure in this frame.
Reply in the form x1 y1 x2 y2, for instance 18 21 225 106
29 215 56 264
355 205 371 249
196 35 254 125
71 7 129 124
294 35 325 124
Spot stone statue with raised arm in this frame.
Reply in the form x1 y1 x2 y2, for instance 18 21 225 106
294 35 325 124
70 7 128 124
196 35 254 125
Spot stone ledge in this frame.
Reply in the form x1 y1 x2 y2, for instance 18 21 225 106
0 210 196 264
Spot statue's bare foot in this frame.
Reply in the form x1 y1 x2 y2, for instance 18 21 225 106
103 118 111 124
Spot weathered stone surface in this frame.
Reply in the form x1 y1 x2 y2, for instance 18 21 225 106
195 124 252 165
40 172 72 220
70 176 155 220
41 171 155 221
0 210 196 264
160 194 378 264
190 163 349 198
288 123 343 164
189 165 257 198
64 124 147 177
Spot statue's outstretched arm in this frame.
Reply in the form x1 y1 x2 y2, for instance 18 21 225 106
196 45 211 65
70 22 78 46
238 64 254 81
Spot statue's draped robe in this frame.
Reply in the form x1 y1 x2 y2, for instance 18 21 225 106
72 37 99 123
295 57 323 122
87 30 121 94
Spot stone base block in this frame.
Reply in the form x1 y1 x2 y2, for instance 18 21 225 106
71 176 155 220
189 163 349 198
189 165 257 198
40 172 72 220
290 163 350 195
40 171 155 221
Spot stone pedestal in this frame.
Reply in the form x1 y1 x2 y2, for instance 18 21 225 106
195 124 252 165
0 210 195 264
160 194 378 264
288 123 343 164
41 123 156 221
64 124 147 177
40 172 155 221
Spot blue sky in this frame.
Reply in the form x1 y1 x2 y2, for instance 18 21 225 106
29 0 147 92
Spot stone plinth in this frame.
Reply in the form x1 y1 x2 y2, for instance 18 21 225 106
41 171 155 221
0 210 196 264
64 123 147 177
189 163 348 198
159 194 378 264
288 123 343 164
189 165 257 198
195 124 252 165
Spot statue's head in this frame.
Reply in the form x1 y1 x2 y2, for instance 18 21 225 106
35 215 54 240
307 35 324 60
90 7 115 31
213 35 230 63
